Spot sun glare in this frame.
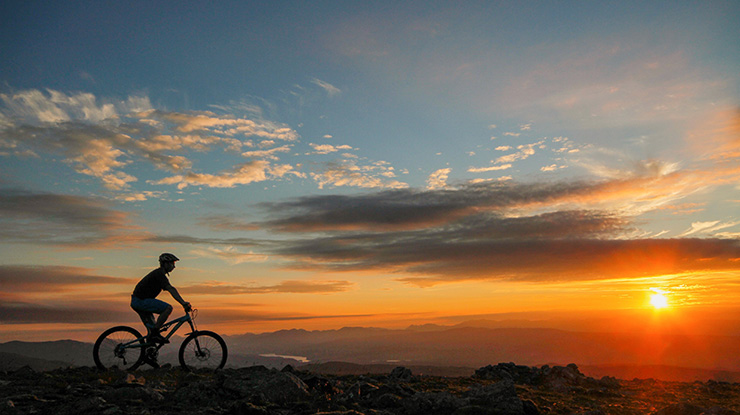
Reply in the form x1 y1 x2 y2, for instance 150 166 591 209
650 289 669 309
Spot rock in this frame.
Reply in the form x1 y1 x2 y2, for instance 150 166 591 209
8 366 36 380
257 371 310 404
102 385 165 403
389 366 413 381
0 364 739 414
522 399 540 415
402 391 466 415
228 400 270 415
373 392 403 408
341 381 380 401
475 362 538 384
466 379 526 415
655 403 705 415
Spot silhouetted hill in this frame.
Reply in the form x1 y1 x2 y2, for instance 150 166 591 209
0 340 93 367
225 325 740 375
4 323 740 382
0 351 71 371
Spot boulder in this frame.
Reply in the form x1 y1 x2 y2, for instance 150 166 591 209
389 366 413 381
465 379 526 415
256 371 310 405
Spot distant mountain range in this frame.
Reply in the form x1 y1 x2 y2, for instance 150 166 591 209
2 321 740 382
224 322 740 371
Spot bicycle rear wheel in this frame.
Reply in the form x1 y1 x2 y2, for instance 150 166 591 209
178 330 227 371
93 326 145 370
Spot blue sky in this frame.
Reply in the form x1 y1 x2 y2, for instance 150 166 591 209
1 1 740 340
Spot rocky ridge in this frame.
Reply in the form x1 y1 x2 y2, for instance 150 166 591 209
1 363 739 414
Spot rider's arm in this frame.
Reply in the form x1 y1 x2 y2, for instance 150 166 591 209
164 284 191 311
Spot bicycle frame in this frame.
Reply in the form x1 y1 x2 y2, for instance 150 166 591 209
117 311 195 352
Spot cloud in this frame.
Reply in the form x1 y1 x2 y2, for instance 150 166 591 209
0 302 126 324
679 220 740 237
494 140 543 164
1 89 300 192
468 164 512 173
242 145 293 160
190 246 268 264
258 179 627 233
185 280 353 294
688 108 740 162
427 168 451 190
152 160 301 189
0 189 147 247
310 160 408 189
311 78 342 97
541 164 565 172
308 143 354 155
0 89 123 124
274 229 740 287
197 215 260 232
250 166 740 286
0 265 132 292
145 234 263 247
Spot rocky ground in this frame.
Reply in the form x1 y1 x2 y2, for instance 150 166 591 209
1 362 740 415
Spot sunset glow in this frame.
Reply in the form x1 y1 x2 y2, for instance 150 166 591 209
650 290 669 309
1 1 740 344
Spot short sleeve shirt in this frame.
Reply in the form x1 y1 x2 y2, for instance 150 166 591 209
133 268 171 299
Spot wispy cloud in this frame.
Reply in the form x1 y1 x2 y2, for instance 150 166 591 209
679 220 740 237
468 164 512 173
186 279 353 294
190 246 268 264
311 78 342 97
242 145 293 160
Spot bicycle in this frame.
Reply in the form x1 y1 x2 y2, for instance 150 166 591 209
93 308 227 371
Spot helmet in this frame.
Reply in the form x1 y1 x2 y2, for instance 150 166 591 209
159 253 179 263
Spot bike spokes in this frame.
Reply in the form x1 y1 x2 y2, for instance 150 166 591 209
178 331 227 371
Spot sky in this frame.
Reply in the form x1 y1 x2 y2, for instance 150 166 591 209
1 1 740 342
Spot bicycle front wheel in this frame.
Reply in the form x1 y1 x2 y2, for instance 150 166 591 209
93 326 145 370
178 330 227 371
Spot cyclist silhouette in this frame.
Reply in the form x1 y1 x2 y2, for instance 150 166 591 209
130 253 191 344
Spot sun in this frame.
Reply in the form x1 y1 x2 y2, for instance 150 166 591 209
650 290 669 309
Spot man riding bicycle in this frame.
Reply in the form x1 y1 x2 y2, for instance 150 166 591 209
131 253 191 344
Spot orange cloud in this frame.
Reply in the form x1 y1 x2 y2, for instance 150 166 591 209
0 190 148 248
153 160 301 189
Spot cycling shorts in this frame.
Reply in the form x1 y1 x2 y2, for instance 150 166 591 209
130 295 170 314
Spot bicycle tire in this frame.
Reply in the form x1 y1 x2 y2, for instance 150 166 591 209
93 326 145 370
178 330 227 371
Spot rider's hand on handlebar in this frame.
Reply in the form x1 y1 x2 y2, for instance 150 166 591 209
183 302 192 312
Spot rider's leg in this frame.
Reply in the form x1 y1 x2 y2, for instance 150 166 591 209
139 312 156 335
153 304 173 332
